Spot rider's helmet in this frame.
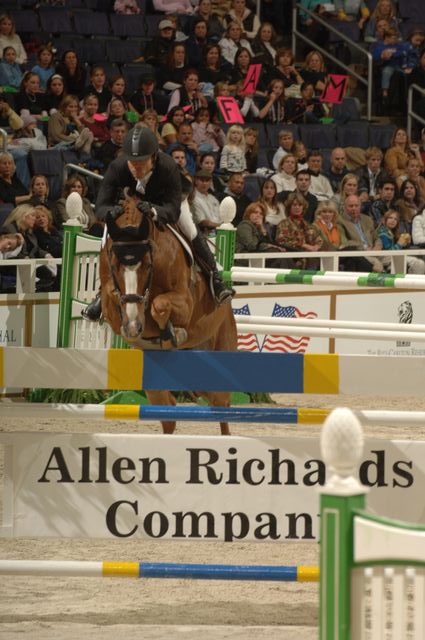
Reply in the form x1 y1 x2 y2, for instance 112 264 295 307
123 126 159 161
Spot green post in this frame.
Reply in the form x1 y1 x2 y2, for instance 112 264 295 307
57 221 83 348
319 408 367 640
216 196 237 285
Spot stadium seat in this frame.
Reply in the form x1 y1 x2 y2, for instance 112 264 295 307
0 203 14 227
332 97 361 122
121 63 155 93
73 10 110 36
109 14 146 37
257 149 273 170
299 124 337 149
105 39 144 65
38 7 73 34
10 9 39 34
243 174 265 201
336 122 369 148
72 37 107 65
28 150 64 201
368 123 396 150
145 14 163 37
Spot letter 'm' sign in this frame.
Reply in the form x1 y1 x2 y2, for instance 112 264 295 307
320 74 349 104
241 63 262 95
216 96 245 124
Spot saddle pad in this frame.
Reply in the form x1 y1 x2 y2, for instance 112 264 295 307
166 224 194 265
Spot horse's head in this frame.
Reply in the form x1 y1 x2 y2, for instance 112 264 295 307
105 196 154 341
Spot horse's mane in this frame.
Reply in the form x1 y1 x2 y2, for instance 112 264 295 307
109 196 151 242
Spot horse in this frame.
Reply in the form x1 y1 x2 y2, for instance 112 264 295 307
99 195 238 435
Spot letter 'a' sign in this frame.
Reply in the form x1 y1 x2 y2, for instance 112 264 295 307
241 63 262 95
216 96 244 124
320 74 349 104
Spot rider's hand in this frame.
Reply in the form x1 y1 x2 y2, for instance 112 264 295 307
137 201 153 216
107 205 124 220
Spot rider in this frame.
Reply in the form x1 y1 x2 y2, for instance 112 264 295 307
82 126 234 321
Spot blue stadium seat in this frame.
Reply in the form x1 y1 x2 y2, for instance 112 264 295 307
257 149 273 170
110 14 146 37
121 63 156 93
38 7 73 34
332 97 361 122
243 174 265 201
145 14 163 37
336 122 369 148
368 123 396 150
73 37 107 65
0 203 14 227
299 124 337 150
73 9 110 36
105 39 144 65
11 9 39 34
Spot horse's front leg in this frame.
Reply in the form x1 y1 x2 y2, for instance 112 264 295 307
150 291 193 348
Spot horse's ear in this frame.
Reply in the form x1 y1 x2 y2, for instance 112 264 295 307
105 213 121 240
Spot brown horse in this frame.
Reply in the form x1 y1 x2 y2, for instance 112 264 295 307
99 195 238 435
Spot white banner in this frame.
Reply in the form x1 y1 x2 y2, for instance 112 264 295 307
1 433 424 541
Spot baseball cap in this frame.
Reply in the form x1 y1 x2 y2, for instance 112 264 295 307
159 19 174 30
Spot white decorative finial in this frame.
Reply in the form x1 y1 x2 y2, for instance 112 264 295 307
218 196 236 228
65 192 83 223
321 408 365 495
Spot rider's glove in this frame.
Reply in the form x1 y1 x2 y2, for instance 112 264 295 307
107 205 124 220
137 201 153 216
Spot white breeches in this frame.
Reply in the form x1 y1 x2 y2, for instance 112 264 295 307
179 198 197 240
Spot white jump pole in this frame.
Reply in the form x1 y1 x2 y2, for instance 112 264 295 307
236 315 425 333
236 323 425 342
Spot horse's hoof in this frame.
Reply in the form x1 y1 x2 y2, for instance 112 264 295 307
175 328 188 346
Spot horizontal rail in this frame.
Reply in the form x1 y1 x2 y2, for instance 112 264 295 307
236 315 425 333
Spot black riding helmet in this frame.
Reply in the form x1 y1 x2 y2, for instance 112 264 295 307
123 126 159 161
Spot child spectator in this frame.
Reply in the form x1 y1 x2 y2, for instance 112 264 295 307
191 106 225 153
0 14 26 65
31 45 55 91
16 72 48 119
108 74 129 111
45 74 66 115
140 109 164 148
244 127 258 173
11 113 48 151
82 66 112 114
257 79 287 123
0 46 23 89
378 209 425 273
0 231 23 259
47 95 94 154
372 28 412 100
219 124 246 174
286 81 326 123
129 74 167 117
80 94 110 148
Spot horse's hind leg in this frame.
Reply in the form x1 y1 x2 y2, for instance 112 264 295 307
203 391 232 436
145 390 177 434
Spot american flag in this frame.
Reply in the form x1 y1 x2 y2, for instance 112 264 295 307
234 303 317 353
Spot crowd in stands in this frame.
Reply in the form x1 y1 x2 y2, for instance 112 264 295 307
1 0 425 292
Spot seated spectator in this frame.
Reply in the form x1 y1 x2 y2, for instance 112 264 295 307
231 46 261 89
332 172 362 213
307 150 334 201
339 194 384 272
0 46 23 89
157 42 188 91
218 22 253 66
15 72 47 120
0 230 23 259
370 177 399 227
251 22 278 70
80 94 110 148
272 128 297 170
191 107 225 153
272 154 298 193
0 94 23 131
189 169 221 235
244 127 258 173
364 0 399 43
82 66 112 114
185 18 209 68
356 146 389 199
108 74 129 111
34 204 63 258
170 145 193 184
396 157 425 202
278 169 318 223
395 179 423 235
95 117 127 170
334 0 370 26
45 74 66 115
27 174 53 209
286 81 325 124
235 201 283 257
298 1 330 51
140 109 164 148
313 200 348 250
31 45 55 91
269 47 304 89
406 28 425 70
219 172 252 226
233 79 261 121
219 124 247 174
167 121 198 175
378 209 425 273
0 151 29 205
372 28 413 102
192 0 224 42
160 106 186 146
199 43 231 85
152 0 194 14
384 127 423 178
294 141 309 169
259 178 286 233
53 175 96 231
300 50 327 93
167 68 208 118
197 152 224 194
412 207 425 247
0 14 27 65
2 203 57 291
326 147 349 192
145 20 176 67
48 95 94 154
367 19 391 55
129 74 166 117
56 50 86 97
11 113 48 151
276 192 322 267
106 97 133 128
113 0 140 14
257 79 287 123
223 0 260 40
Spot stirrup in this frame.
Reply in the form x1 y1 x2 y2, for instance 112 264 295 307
81 294 102 322
213 282 235 306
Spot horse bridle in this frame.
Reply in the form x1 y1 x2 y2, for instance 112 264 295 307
107 237 154 317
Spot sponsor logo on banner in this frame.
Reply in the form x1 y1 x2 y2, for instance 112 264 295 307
397 300 412 348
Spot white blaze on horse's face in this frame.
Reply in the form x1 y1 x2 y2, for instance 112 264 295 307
123 265 142 337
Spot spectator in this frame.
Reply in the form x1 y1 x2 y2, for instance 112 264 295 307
333 173 364 214
0 46 23 89
0 94 22 131
189 169 221 235
0 152 29 205
113 0 140 14
339 194 384 272
298 1 330 51
384 128 423 178
294 141 309 169
272 129 297 170
300 50 327 93
272 154 298 193
45 74 66 115
157 42 188 91
233 79 261 121
356 146 389 199
82 66 112 114
192 0 224 42
276 192 323 265
278 169 319 223
53 175 96 231
223 0 261 40
145 20 176 67
34 204 63 258
405 28 425 70
220 172 252 226
219 124 247 174
257 79 287 123
370 177 399 227
140 109 164 148
218 22 253 66
235 201 282 257
95 118 127 169
47 95 94 154
259 178 286 232
152 0 194 14
334 0 370 26
395 179 423 235
231 47 259 88
16 72 47 120
160 106 186 146
80 94 110 148
412 206 425 247
191 107 225 153
364 0 399 43
286 81 326 124
167 122 198 174
185 18 209 68
167 68 208 118
0 13 26 65
197 152 223 194
198 43 231 85
27 174 53 209
31 45 55 91
244 127 258 173
326 147 349 192
396 157 425 203
11 112 47 152
367 18 391 51
378 209 425 273
307 150 334 201
251 22 278 70
269 47 304 89
0 231 23 259
372 28 412 102
129 74 166 117
313 200 348 250
106 97 132 128
108 74 129 111
170 145 193 185
56 50 86 97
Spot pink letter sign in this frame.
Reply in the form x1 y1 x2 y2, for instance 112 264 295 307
320 74 349 104
241 63 262 95
216 96 244 124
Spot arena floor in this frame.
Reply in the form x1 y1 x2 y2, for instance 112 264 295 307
2 392 425 640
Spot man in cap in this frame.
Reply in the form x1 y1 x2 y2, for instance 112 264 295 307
191 169 221 235
82 126 233 320
144 19 176 66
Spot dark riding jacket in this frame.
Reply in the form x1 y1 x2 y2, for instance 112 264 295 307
95 151 182 225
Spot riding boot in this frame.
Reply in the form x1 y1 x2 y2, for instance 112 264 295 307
191 232 235 305
81 292 102 322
